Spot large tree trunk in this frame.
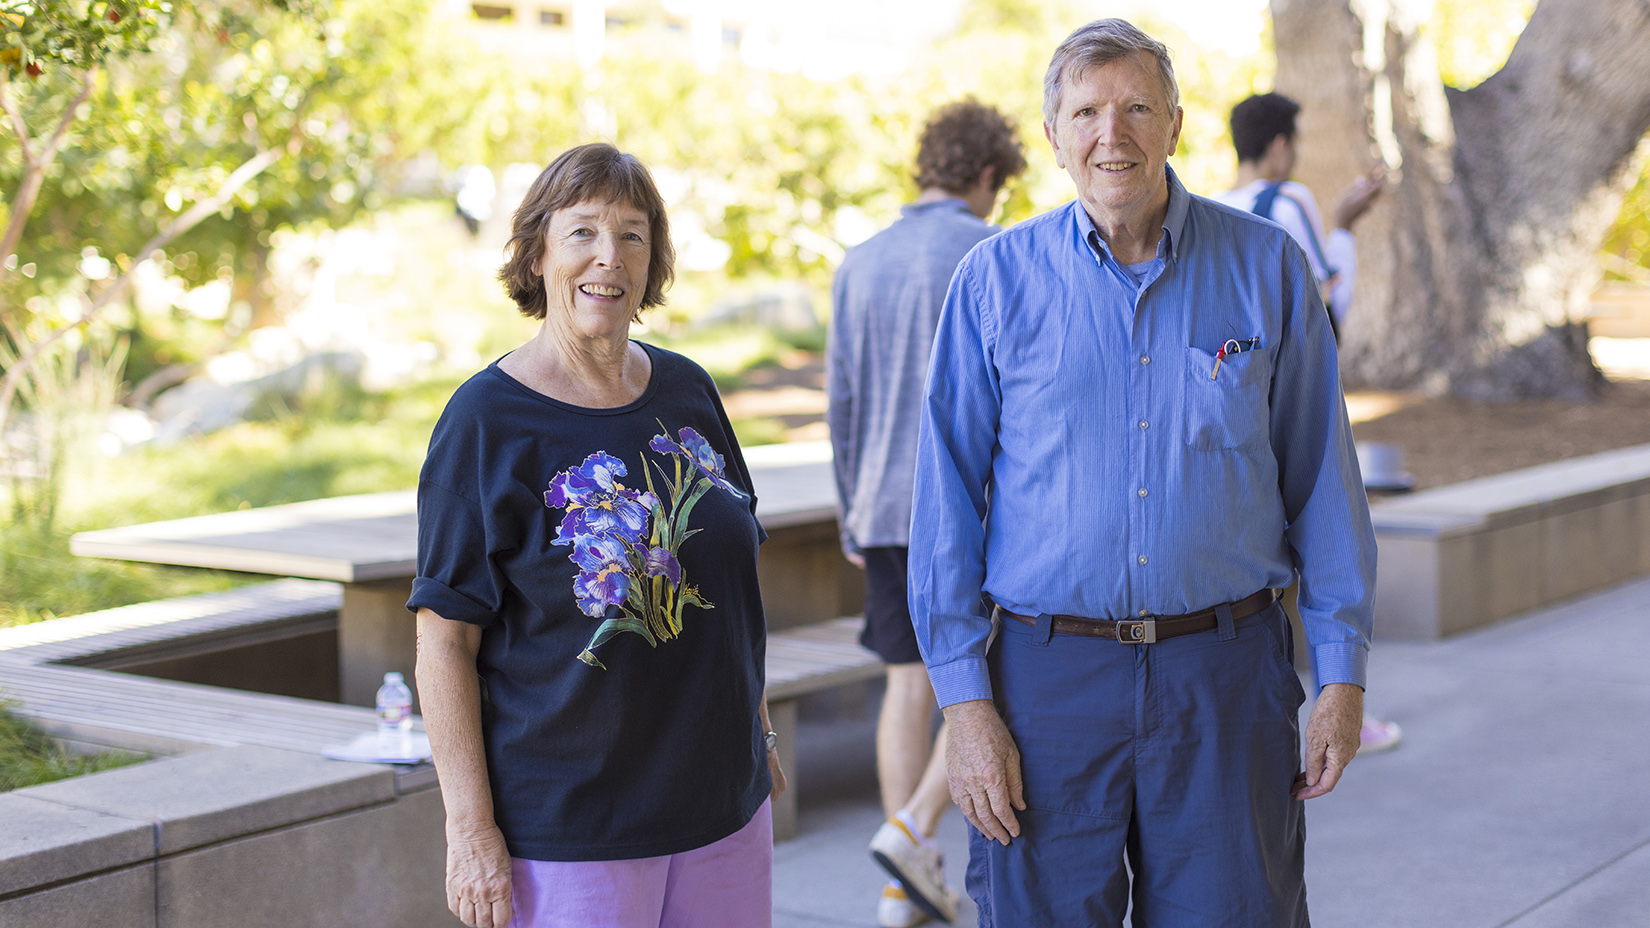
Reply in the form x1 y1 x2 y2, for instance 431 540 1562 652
1271 0 1650 400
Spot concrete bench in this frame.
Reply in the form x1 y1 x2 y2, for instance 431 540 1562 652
764 616 884 840
1371 442 1650 638
0 579 343 700
1 581 880 841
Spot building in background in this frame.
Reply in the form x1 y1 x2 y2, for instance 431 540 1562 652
433 0 959 78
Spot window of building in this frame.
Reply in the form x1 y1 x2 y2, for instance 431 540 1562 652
472 3 514 21
539 8 565 26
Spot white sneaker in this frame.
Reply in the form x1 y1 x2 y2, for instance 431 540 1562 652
1357 715 1403 755
878 883 931 928
869 819 959 924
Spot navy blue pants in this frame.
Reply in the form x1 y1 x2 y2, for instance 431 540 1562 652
967 602 1310 928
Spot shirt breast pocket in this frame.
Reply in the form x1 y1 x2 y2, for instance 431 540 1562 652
1184 346 1271 451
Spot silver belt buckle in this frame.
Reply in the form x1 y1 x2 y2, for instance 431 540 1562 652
1117 618 1157 644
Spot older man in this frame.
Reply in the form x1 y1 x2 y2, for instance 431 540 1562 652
910 19 1375 927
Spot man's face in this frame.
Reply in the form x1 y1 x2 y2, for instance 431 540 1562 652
1043 50 1183 230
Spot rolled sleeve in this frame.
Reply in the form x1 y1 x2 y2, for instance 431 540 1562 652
405 481 504 628
909 260 1001 708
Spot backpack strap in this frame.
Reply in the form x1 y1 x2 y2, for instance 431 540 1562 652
1277 189 1337 280
1250 180 1285 220
1251 182 1343 341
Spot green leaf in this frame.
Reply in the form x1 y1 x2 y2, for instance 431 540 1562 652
578 613 657 669
670 477 714 543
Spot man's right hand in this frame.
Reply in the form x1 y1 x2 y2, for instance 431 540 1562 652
941 699 1026 845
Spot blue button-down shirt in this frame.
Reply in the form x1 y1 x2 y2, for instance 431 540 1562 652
910 168 1376 709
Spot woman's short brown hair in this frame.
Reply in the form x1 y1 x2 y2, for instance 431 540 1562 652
498 143 675 320
913 99 1028 195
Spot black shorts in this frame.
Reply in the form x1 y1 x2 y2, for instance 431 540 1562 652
858 546 923 665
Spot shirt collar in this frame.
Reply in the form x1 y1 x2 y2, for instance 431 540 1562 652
901 197 973 220
1075 164 1190 265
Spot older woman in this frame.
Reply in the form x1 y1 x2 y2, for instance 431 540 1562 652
409 143 785 928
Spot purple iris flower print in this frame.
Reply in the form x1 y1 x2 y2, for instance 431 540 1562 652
572 533 680 587
545 428 740 668
572 561 631 618
570 533 632 573
649 427 747 499
642 545 681 585
545 452 656 544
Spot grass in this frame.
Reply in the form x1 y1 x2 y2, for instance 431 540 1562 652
647 323 826 390
0 373 464 629
0 701 146 792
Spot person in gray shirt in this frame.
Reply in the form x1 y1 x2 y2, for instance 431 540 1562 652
827 99 1026 928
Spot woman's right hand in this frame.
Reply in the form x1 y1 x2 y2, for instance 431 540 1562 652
445 822 514 928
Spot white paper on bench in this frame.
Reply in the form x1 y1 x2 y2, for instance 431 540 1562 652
322 730 433 764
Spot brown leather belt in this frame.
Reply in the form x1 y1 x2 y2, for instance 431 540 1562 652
992 588 1277 644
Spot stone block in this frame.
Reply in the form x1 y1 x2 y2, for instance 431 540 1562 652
112 628 341 702
1433 533 1483 636
339 578 419 710
0 794 153 895
768 699 800 842
1373 535 1442 640
1623 488 1650 574
0 862 156 928
1542 499 1644 603
157 787 457 928
1473 520 1547 628
17 744 394 855
759 521 858 631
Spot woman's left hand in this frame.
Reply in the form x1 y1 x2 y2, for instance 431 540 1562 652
767 745 788 800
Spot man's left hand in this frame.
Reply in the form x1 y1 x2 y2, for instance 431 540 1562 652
1331 163 1387 230
1293 682 1363 800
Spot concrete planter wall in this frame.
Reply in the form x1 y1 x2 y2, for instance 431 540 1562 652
1371 443 1650 639
0 743 455 927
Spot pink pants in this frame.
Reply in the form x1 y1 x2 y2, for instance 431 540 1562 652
507 800 773 928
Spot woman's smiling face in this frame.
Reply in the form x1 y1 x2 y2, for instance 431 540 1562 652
538 198 652 340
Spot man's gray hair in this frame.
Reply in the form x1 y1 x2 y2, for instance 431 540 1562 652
1042 19 1179 124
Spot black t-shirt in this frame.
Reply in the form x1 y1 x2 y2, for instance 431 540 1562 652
407 343 770 861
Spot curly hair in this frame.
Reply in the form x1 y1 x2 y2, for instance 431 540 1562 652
913 99 1028 195
497 143 675 321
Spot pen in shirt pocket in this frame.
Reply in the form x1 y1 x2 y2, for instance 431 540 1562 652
1211 337 1261 380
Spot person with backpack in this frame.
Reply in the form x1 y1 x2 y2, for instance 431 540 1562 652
1215 92 1385 339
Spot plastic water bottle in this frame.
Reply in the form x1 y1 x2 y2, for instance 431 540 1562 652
375 672 412 744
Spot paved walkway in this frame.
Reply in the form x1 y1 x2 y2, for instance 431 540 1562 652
774 574 1650 927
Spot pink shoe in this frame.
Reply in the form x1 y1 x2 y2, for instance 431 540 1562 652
1357 716 1402 755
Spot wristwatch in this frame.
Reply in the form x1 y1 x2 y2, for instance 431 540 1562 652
764 730 778 753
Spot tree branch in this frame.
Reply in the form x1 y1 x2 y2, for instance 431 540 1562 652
0 69 36 164
0 145 284 439
0 66 99 280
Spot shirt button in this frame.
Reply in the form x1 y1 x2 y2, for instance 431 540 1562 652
1137 487 1148 498
1140 355 1150 365
1137 555 1148 565
1138 419 1149 429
